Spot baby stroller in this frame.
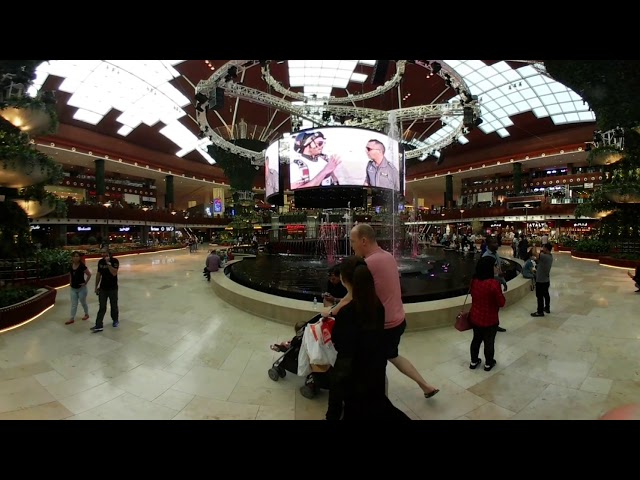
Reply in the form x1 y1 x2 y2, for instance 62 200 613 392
267 313 334 399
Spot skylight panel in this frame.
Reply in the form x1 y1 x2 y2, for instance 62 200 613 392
496 128 510 138
458 136 469 144
528 97 543 109
477 65 499 79
492 61 511 73
579 111 596 121
322 60 342 69
554 91 572 103
501 68 521 82
476 79 495 92
350 72 367 83
359 60 376 66
496 96 512 108
519 87 537 100
288 60 305 69
466 60 486 71
506 91 525 103
117 125 133 136
573 101 586 110
533 84 553 96
533 107 550 118
451 62 474 76
515 100 531 111
73 109 102 125
548 81 569 94
546 103 563 115
518 65 538 77
492 108 508 119
538 94 557 107
503 104 519 116
526 75 546 87
500 117 514 127
479 124 494 134
559 102 578 113
551 114 568 124
564 112 581 123
465 71 485 85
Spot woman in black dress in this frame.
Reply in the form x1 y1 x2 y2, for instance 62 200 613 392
326 256 410 421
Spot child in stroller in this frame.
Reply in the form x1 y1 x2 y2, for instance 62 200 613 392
268 314 333 399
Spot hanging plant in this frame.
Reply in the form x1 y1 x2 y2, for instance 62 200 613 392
587 145 624 166
207 138 266 191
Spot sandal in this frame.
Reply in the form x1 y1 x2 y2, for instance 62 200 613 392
424 388 440 399
270 343 289 353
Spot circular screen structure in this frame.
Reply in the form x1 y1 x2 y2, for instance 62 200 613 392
284 126 402 192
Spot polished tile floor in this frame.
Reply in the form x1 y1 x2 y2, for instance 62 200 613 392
0 246 638 420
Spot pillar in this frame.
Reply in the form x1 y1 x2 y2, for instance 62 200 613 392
95 159 105 198
165 175 174 210
512 162 522 194
445 174 454 208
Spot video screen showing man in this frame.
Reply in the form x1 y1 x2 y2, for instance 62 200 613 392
363 139 400 191
289 131 342 190
265 154 279 198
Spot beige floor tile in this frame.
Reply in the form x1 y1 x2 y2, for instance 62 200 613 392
1 247 637 420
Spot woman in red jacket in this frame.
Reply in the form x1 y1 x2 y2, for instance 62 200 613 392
468 255 506 371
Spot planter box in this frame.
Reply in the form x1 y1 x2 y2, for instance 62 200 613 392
557 245 572 252
0 286 56 332
11 273 70 289
599 256 640 269
571 250 603 260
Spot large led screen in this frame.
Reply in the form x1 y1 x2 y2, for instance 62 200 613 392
264 141 280 199
287 127 401 191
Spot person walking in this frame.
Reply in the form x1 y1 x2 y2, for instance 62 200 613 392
91 246 120 332
347 223 439 399
531 242 554 317
468 256 506 371
65 251 91 325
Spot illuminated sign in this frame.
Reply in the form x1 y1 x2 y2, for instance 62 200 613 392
119 226 131 232
77 226 92 231
213 198 222 213
286 225 305 233
150 226 175 232
30 225 41 230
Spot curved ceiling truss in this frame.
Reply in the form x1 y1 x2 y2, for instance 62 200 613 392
195 60 482 162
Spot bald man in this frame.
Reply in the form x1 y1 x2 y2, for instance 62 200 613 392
346 223 439 399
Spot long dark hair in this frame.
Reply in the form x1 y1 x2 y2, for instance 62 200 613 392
474 255 496 281
339 255 380 328
71 251 85 265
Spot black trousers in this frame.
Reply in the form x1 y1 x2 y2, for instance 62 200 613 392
535 281 550 313
96 288 119 328
470 324 498 364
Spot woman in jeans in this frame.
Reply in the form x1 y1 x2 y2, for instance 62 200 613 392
65 251 92 325
468 255 506 371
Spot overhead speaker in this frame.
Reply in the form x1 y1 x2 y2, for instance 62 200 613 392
209 87 225 110
370 60 390 86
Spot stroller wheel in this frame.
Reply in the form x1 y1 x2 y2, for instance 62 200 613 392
276 366 286 378
268 368 280 382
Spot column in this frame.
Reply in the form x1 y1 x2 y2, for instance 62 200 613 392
165 175 174 210
95 159 105 198
445 175 453 208
512 162 522 194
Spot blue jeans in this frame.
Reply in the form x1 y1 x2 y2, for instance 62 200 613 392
70 285 89 319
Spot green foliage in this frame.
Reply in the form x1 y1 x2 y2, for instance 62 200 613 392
207 139 266 191
87 236 97 245
0 200 34 258
557 235 576 247
70 236 81 245
34 249 71 278
574 238 611 254
0 285 39 309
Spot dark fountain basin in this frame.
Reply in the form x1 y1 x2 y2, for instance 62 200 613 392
227 247 520 303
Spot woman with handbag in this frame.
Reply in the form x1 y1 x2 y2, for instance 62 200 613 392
468 256 506 371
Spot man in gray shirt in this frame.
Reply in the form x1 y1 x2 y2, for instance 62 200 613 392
531 243 553 317
363 139 400 190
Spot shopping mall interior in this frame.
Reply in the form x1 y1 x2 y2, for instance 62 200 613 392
0 60 639 420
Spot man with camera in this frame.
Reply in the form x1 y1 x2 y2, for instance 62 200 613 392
91 246 120 332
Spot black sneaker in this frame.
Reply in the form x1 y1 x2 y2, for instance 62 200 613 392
90 326 103 333
469 359 482 370
497 326 507 332
544 308 550 314
484 361 497 371
113 321 119 328
531 312 544 317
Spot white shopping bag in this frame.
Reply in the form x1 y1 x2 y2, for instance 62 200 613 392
297 318 337 376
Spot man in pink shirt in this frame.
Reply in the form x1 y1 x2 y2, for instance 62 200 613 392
349 224 439 399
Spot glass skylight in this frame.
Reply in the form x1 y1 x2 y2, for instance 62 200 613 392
28 60 216 164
